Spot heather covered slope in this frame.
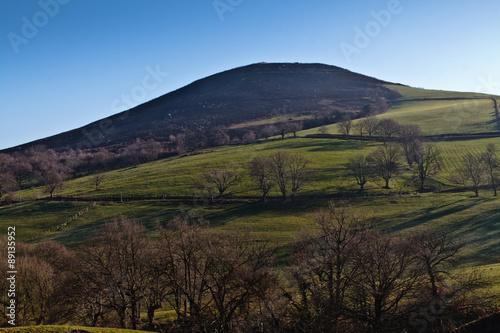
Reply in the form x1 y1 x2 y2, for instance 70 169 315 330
4 63 401 152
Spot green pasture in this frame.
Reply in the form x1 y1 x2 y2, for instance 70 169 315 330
2 192 500 270
299 85 499 136
378 99 497 135
9 135 500 203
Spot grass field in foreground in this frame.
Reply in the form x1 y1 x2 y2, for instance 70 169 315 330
2 192 500 269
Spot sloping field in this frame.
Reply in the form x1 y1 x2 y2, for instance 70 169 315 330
378 98 497 135
2 192 500 270
299 85 499 136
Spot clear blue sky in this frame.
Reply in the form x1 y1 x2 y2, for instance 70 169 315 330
1 0 499 150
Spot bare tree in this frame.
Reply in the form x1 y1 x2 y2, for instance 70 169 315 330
413 231 462 300
411 230 483 331
0 172 16 198
338 118 353 139
242 131 257 143
79 217 150 329
269 151 291 199
123 138 163 165
11 154 33 188
288 122 303 138
415 143 441 191
452 150 486 197
349 231 421 333
288 201 364 331
249 156 274 202
196 167 241 200
398 124 423 167
346 154 371 193
318 125 329 135
13 241 78 326
269 151 309 200
41 169 65 198
376 118 400 143
362 117 379 138
277 122 292 139
0 154 15 193
289 153 310 200
91 173 106 191
157 217 277 332
484 143 499 196
353 120 366 137
260 125 276 140
368 143 403 189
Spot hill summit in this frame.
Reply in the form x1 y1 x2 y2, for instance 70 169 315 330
6 63 402 152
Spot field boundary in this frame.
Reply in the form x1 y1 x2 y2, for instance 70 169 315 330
306 132 500 142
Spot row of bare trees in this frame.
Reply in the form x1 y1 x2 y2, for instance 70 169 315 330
346 141 441 192
0 139 167 199
337 117 399 140
195 151 310 202
0 216 277 332
0 203 484 332
451 143 499 197
345 119 500 196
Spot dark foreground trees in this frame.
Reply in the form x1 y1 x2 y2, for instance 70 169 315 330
288 201 481 333
0 208 485 332
157 217 278 332
72 216 278 331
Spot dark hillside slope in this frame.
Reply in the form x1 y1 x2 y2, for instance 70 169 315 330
5 63 401 152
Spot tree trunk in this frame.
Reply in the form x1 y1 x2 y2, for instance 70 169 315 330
130 299 138 330
147 306 156 327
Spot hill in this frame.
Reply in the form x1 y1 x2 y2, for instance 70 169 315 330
4 63 401 153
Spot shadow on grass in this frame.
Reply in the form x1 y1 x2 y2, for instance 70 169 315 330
258 138 374 153
383 197 487 233
203 198 327 228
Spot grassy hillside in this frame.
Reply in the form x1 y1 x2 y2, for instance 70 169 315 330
8 136 500 202
300 84 499 136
